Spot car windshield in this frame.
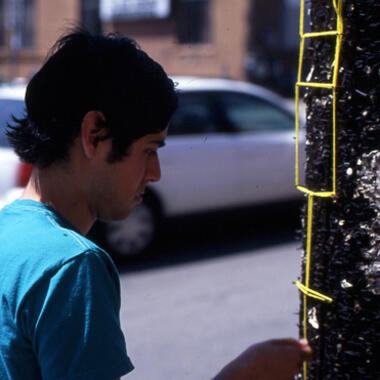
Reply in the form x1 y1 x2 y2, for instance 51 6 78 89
0 99 25 148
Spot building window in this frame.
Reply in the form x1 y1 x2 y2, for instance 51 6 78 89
20 0 35 47
177 0 210 44
0 0 5 46
282 0 299 49
81 0 101 35
0 0 35 49
5 0 35 49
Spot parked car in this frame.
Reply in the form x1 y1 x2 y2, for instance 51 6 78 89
0 78 303 261
91 77 303 259
0 84 32 209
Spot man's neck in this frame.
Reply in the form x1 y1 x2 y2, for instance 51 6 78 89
20 166 94 236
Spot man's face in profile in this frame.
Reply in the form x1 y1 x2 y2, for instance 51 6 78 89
86 128 168 222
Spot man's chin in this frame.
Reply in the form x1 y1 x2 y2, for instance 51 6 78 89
98 208 132 223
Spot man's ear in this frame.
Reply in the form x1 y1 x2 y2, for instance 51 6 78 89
80 110 108 159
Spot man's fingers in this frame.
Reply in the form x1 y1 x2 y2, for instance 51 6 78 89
268 338 312 354
300 347 313 362
267 338 313 364
298 339 313 361
268 338 306 347
212 338 314 380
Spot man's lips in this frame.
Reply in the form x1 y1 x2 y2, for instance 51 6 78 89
134 191 145 202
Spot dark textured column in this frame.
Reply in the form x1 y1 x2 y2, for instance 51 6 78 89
299 1 380 379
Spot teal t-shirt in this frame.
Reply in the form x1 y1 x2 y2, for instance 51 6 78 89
0 199 134 379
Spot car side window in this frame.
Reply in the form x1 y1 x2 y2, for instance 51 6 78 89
0 99 25 148
219 92 294 132
169 92 218 135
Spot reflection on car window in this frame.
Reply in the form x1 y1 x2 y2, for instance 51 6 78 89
0 99 25 147
169 92 217 135
219 92 294 132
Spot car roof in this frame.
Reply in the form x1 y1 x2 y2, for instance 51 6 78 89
171 76 291 110
0 78 297 117
0 84 26 100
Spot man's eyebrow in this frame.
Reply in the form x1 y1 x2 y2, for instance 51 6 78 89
150 140 166 148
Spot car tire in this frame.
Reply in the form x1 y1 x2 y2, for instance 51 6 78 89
92 193 161 261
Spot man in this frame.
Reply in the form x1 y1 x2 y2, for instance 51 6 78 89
0 30 311 379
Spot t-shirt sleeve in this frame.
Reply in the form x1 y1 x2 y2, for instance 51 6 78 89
22 250 134 380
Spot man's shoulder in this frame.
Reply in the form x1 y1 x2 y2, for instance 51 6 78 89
0 199 100 260
0 199 115 289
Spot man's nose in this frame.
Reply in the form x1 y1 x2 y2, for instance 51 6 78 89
146 154 161 183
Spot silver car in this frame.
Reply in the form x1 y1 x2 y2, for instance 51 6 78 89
0 84 31 208
93 77 303 259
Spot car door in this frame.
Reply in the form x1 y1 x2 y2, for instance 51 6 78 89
153 91 240 216
217 91 298 205
0 98 25 197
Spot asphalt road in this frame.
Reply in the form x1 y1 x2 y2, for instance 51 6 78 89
118 204 304 380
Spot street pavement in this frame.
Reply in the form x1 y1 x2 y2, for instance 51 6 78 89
119 240 303 380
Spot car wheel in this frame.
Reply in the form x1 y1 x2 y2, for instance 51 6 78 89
101 196 160 260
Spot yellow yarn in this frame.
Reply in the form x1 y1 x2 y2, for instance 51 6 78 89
294 1 343 378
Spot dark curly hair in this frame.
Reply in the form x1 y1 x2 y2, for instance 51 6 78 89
6 29 178 167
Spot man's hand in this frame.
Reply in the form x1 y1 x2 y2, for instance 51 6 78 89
213 338 313 380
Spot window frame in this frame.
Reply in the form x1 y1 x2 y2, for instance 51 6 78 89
169 90 228 136
214 90 295 133
176 0 211 45
0 0 5 47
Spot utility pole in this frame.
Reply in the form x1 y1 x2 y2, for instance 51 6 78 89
296 0 380 379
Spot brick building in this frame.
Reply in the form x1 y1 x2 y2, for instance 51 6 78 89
102 0 299 95
0 0 99 81
103 0 250 82
0 0 299 95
